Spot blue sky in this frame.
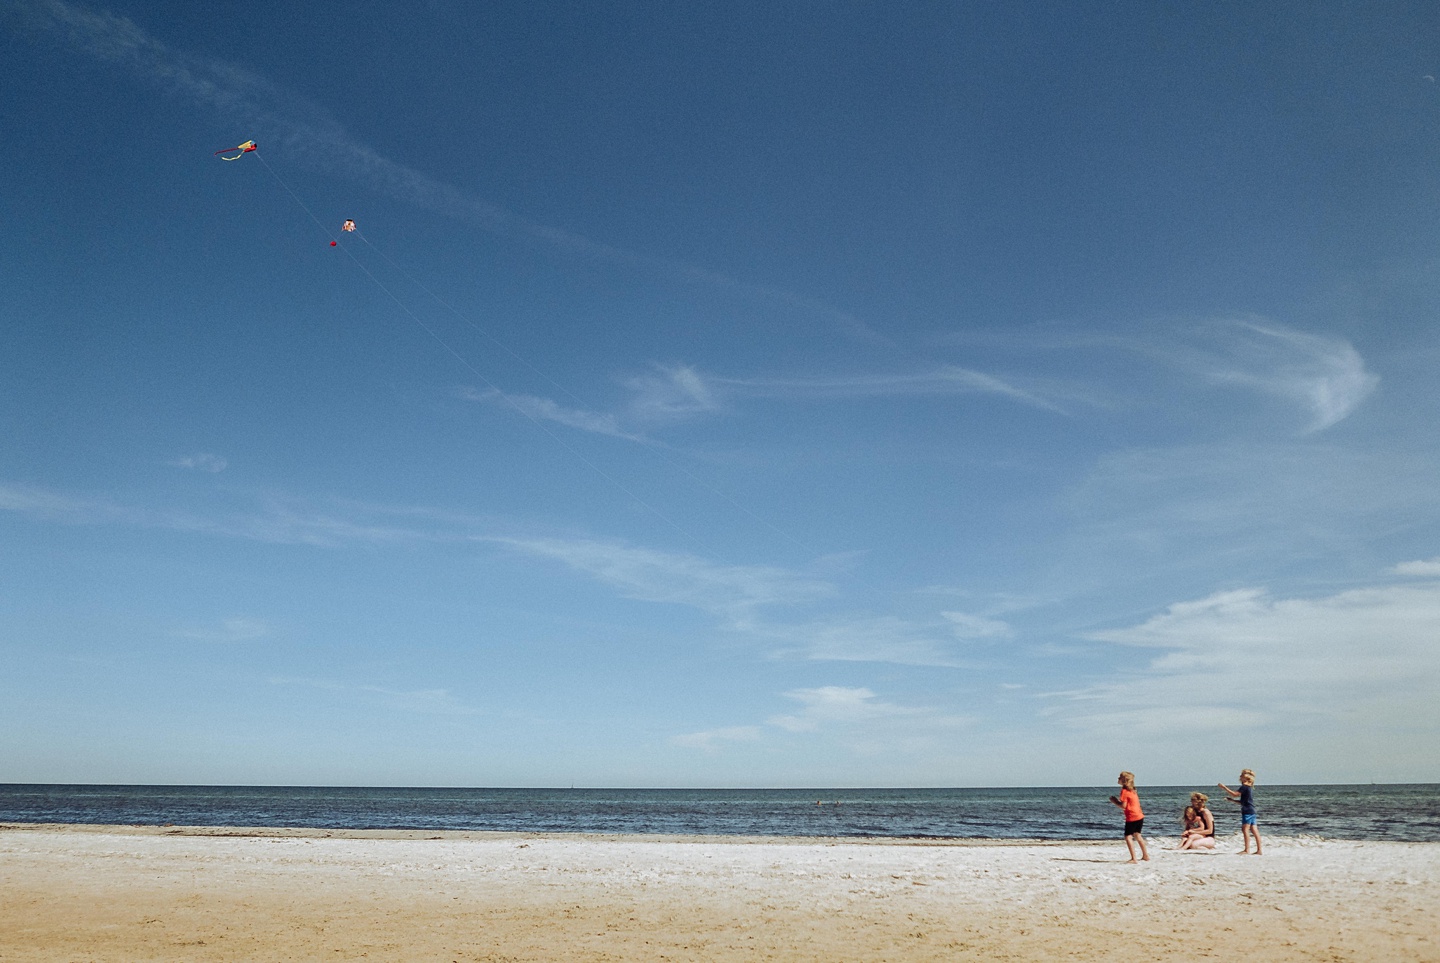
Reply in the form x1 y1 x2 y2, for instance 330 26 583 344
4 0 1440 787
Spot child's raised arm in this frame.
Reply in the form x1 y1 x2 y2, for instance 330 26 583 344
1217 782 1240 800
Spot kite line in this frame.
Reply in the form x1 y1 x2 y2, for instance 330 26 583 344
229 141 843 574
245 146 710 548
345 204 822 558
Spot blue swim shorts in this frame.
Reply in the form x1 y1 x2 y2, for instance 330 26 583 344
1241 813 1257 826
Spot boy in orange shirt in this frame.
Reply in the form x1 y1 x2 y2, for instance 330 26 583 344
1108 771 1149 862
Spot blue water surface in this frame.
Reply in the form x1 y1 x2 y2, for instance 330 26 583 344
0 784 1435 841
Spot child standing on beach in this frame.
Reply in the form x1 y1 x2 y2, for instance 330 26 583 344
1108 771 1148 863
1218 769 1262 855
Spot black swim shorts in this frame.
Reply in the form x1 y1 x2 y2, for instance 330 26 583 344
1124 819 1144 836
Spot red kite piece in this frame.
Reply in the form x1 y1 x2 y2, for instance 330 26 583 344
214 140 257 161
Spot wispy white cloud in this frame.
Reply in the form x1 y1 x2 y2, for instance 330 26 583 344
1184 320 1377 432
486 535 834 623
765 615 968 667
610 362 1069 432
939 318 1378 432
488 536 986 667
0 482 460 547
623 365 724 423
767 686 920 733
716 366 1065 412
169 453 227 473
174 617 268 643
1062 442 1440 585
458 386 645 441
0 483 127 523
485 360 1060 439
1392 557 1440 577
270 677 480 716
941 610 1013 639
2 481 982 668
1045 577 1440 742
668 725 762 751
672 686 968 755
7 0 870 336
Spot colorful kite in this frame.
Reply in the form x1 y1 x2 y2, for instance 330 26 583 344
214 140 257 161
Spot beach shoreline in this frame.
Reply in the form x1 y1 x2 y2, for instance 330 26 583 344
3 823 1437 961
1 820 1128 844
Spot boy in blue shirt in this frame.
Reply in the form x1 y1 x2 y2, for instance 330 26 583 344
1219 769 1262 855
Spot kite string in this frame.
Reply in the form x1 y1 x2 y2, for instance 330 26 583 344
251 150 709 549
253 152 916 623
250 151 923 624
352 229 824 560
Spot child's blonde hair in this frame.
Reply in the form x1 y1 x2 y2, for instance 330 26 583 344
1118 771 1136 790
1240 769 1256 785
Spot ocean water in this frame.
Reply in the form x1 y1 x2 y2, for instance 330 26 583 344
0 784 1435 841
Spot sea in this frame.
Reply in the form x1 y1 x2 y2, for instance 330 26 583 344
1 784 1436 841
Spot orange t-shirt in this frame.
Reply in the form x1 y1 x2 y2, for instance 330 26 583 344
1119 788 1143 821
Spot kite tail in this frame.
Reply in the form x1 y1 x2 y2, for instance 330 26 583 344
215 141 257 161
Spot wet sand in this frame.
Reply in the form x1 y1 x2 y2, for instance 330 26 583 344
1 823 1436 961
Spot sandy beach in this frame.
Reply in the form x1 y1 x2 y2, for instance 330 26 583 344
1 823 1436 962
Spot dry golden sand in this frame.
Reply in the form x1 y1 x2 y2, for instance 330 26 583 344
1 823 1436 962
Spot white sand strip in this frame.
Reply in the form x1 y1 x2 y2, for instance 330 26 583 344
1 823 1436 961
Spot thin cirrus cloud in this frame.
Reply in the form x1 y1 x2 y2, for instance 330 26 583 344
1160 320 1377 432
269 677 480 716
457 386 646 442
632 363 1065 416
0 481 461 547
767 686 921 733
485 535 835 623
476 362 1067 443
173 617 268 643
1 481 980 668
762 615 970 668
668 726 762 751
672 686 968 753
623 365 724 424
489 536 977 667
947 318 1377 432
941 610 1014 639
7 0 871 336
713 367 1065 413
168 453 227 473
1057 440 1440 594
1198 321 1377 432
